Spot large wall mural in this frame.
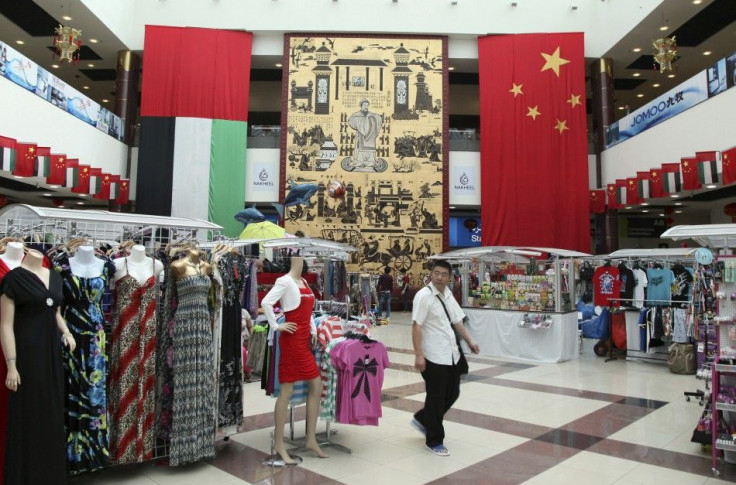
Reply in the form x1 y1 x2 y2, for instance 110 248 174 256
280 34 448 274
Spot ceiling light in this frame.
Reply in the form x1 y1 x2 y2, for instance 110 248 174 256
637 94 644 98
706 184 717 189
667 74 675 78
48 185 60 188
703 51 712 56
674 202 683 206
641 202 649 206
618 106 625 110
642 209 649 213
77 201 85 205
102 99 109 103
633 72 641 77
632 48 642 53
659 26 669 31
62 15 72 21
693 0 702 4
653 83 660 87
87 63 94 68
448 66 455 71
449 206 456 209
275 63 282 67
671 194 680 198
675 210 683 213
51 64 59 69
43 193 53 196
89 38 99 44
659 213 665 217
79 194 88 197
83 86 89 90
625 206 632 210
15 40 24 45
12 176 25 179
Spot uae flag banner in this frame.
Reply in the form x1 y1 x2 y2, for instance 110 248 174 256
590 190 605 214
479 33 589 251
615 179 627 206
607 184 621 209
139 26 252 237
696 151 721 185
104 175 121 200
71 165 91 194
88 168 103 196
0 136 16 172
680 156 700 191
47 154 66 186
13 143 37 178
637 171 651 199
662 163 682 195
35 147 50 178
649 168 665 198
64 159 79 189
626 177 641 205
722 146 736 185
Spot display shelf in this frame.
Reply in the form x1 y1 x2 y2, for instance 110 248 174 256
716 364 736 374
715 402 736 412
715 439 736 452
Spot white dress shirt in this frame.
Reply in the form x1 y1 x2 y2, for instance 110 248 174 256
412 282 466 366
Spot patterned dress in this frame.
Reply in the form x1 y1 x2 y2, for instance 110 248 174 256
170 273 215 466
57 256 115 475
108 257 158 463
155 250 177 440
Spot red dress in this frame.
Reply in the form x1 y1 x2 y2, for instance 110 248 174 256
278 284 318 383
0 259 9 483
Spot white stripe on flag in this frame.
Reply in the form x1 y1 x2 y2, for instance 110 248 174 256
88 176 98 195
171 118 212 221
638 181 649 199
699 161 718 184
1 148 14 172
665 172 681 193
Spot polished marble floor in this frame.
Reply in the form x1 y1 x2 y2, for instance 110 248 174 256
72 312 736 484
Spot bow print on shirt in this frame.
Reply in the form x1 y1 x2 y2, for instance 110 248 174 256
351 354 378 401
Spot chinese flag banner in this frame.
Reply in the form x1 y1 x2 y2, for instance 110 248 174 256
636 171 651 199
626 177 641 205
71 165 91 194
607 184 620 210
722 146 736 185
115 179 130 205
47 154 67 186
590 190 605 214
479 33 589 252
13 143 37 178
680 156 700 191
695 151 721 185
649 168 664 198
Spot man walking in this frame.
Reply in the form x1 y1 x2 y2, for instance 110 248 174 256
376 266 393 322
400 269 411 312
411 259 480 456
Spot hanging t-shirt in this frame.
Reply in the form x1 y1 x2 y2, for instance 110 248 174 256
646 267 675 304
617 264 636 302
331 339 389 426
671 265 694 302
632 268 648 309
593 265 621 307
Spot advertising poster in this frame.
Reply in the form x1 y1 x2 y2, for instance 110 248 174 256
246 159 280 200
2 43 38 92
449 158 480 206
449 216 481 248
281 34 448 274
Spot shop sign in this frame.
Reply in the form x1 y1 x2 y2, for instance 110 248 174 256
626 217 667 238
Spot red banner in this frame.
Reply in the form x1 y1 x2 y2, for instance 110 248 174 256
723 146 736 185
626 177 641 205
47 154 67 186
13 143 37 177
607 184 620 210
680 156 700 191
478 33 588 251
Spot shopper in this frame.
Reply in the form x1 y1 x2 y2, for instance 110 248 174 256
411 259 480 457
376 266 393 321
400 269 411 312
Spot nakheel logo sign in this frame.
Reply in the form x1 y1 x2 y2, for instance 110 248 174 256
455 172 475 191
254 169 274 187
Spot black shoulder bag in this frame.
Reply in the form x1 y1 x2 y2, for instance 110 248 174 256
435 294 469 375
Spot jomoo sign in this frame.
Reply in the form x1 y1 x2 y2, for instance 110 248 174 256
450 157 480 205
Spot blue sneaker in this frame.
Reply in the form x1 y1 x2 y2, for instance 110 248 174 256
428 444 450 457
410 418 426 436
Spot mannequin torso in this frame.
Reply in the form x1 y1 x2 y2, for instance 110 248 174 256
20 249 48 284
114 245 164 285
69 246 105 279
0 242 24 270
171 249 212 280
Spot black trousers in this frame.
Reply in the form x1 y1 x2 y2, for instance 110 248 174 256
414 359 461 447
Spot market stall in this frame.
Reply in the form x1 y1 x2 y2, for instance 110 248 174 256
432 246 590 363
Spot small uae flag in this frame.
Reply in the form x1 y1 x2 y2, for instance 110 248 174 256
637 171 651 199
615 179 628 206
722 146 736 185
88 168 103 196
35 147 51 178
0 136 16 172
65 159 79 189
662 163 682 194
47 154 66 186
696 151 721 185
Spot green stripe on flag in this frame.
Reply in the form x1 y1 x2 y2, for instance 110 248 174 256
638 179 649 199
209 119 247 237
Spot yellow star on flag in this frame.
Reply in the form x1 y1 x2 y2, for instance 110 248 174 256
554 119 568 134
629 180 634 186
60 157 65 162
567 94 581 108
540 47 570 77
28 146 35 154
526 106 541 120
509 83 524 97
683 160 689 168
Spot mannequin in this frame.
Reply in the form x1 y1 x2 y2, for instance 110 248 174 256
0 249 75 485
171 249 212 280
359 265 373 313
69 245 105 278
114 245 164 285
261 256 327 464
0 242 24 270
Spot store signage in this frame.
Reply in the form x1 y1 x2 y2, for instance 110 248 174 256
449 216 481 247
449 157 481 205
246 159 280 201
0 41 124 141
625 217 667 238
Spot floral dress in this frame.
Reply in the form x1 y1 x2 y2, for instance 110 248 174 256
56 255 115 474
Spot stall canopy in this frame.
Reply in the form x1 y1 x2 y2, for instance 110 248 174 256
661 224 736 248
607 247 698 260
431 246 590 260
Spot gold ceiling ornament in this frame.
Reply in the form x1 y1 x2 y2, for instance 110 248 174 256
53 24 82 63
652 36 676 72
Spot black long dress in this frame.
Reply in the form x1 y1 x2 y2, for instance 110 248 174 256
1 268 66 485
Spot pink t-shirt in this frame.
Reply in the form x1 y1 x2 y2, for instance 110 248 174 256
331 339 389 425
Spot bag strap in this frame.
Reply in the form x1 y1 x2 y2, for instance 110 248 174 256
435 293 463 347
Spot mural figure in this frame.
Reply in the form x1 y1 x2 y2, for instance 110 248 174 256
341 99 388 172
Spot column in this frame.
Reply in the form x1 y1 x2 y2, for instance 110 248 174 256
114 50 141 147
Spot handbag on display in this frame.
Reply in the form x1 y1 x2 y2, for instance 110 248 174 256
435 294 469 375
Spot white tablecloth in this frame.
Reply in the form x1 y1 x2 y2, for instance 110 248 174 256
463 308 579 363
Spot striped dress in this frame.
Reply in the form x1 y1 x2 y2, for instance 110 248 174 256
170 273 215 466
108 260 158 463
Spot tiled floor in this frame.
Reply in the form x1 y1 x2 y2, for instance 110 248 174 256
72 312 736 484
